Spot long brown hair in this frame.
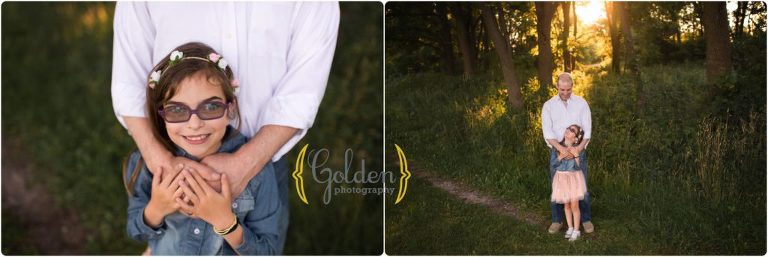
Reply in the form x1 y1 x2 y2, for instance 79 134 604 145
123 42 240 196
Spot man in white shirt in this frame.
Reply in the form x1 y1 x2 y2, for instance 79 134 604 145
541 73 594 234
111 2 339 253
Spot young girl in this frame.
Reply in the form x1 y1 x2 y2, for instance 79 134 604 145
123 42 280 255
550 124 588 241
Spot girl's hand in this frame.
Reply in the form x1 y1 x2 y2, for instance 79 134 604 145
177 169 236 230
568 147 581 159
556 149 573 161
144 168 185 227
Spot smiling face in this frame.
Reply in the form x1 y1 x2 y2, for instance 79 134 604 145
163 71 232 159
557 80 573 101
565 126 577 139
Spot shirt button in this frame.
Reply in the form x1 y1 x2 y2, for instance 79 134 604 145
193 228 200 235
232 203 238 209
156 230 162 235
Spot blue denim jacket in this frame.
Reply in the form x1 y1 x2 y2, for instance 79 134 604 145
125 126 280 255
553 158 581 171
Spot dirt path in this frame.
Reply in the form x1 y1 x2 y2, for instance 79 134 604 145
396 157 547 227
2 139 86 254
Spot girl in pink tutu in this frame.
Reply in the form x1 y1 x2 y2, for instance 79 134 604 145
550 124 587 241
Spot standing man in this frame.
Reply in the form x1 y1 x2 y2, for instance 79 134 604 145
541 73 594 234
111 2 340 253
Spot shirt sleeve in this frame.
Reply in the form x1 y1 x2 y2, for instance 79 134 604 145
125 151 166 242
541 101 557 146
258 2 340 161
111 2 156 129
581 101 592 139
232 165 281 255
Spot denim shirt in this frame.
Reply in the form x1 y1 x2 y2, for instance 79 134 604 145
553 158 580 171
125 126 280 255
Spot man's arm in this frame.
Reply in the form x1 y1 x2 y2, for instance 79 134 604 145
202 3 339 196
579 100 592 150
202 125 297 195
547 139 573 159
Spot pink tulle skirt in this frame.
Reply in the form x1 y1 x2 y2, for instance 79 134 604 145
551 170 587 204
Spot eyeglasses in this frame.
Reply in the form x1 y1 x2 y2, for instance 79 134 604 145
568 127 578 133
158 100 229 123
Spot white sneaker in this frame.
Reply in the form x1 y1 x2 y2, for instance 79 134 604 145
564 228 574 238
569 230 581 241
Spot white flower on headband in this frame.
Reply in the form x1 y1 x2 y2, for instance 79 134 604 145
170 50 183 61
218 58 228 70
208 53 221 63
148 70 162 89
231 79 240 94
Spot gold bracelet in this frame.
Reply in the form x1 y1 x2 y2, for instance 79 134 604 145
213 215 238 235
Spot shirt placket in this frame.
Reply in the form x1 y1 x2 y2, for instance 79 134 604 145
184 219 208 255
221 2 239 72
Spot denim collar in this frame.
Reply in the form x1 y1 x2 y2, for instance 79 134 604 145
173 125 246 161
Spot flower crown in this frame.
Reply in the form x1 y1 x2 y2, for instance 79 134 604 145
148 50 240 92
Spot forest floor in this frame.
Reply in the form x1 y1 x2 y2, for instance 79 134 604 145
1 139 86 254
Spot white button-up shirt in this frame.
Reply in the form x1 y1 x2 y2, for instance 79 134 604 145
111 2 339 161
541 94 592 148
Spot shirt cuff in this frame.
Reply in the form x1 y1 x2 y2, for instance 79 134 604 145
233 224 277 255
133 207 166 240
112 82 148 129
259 95 320 161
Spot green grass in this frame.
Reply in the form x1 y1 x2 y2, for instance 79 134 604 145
385 63 766 254
2 2 382 254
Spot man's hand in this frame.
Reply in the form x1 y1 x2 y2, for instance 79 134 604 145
201 153 249 197
172 157 221 192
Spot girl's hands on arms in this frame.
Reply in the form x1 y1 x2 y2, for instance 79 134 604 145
144 167 185 228
568 147 581 159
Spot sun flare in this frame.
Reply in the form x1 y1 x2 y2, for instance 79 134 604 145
575 0 607 26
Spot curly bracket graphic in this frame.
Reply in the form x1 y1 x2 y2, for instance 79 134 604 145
394 144 412 204
292 144 309 204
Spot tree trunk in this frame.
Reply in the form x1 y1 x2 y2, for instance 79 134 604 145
535 2 556 97
605 2 622 73
572 1 578 38
734 1 748 38
693 2 705 37
480 4 525 110
497 4 510 40
451 3 476 77
436 3 456 75
561 1 572 72
615 2 644 110
616 2 636 73
701 1 733 83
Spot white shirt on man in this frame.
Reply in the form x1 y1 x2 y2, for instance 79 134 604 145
541 94 592 148
111 2 339 161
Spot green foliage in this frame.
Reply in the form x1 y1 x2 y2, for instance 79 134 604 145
386 63 766 254
2 2 382 254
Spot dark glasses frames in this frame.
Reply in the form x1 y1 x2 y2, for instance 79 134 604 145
158 100 229 123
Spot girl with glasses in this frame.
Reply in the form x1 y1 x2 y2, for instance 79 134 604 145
122 42 280 255
550 124 587 241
